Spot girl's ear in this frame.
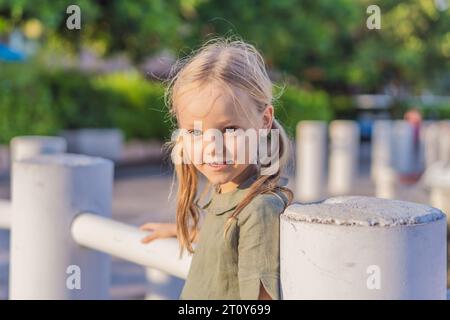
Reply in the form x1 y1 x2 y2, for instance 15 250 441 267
262 104 274 129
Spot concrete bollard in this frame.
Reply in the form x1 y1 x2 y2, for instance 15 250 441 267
373 166 397 199
1 136 68 270
10 154 113 299
371 121 397 198
11 136 67 162
423 162 450 219
392 121 415 175
280 196 447 299
421 121 441 170
438 121 450 164
371 120 394 179
61 129 123 161
370 120 398 199
328 120 360 195
295 121 327 202
0 199 12 229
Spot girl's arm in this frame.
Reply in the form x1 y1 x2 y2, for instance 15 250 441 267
140 223 201 244
237 194 284 300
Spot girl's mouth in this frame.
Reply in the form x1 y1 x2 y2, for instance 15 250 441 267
206 161 233 170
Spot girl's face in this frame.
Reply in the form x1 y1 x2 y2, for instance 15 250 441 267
175 83 273 188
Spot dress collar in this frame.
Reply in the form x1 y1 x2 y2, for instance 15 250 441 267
200 174 288 216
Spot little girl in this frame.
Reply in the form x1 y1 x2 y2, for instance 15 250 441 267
140 38 293 300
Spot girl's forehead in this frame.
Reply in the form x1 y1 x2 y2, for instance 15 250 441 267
176 83 256 127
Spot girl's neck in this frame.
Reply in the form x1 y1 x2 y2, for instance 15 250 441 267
218 166 257 194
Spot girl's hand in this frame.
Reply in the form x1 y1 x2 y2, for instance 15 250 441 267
139 223 177 244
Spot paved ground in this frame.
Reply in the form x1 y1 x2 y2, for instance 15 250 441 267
0 142 448 299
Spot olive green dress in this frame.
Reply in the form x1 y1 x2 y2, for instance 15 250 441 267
180 175 289 300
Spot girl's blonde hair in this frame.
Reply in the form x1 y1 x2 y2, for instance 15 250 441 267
165 38 293 255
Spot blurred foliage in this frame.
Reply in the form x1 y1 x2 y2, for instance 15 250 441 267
0 62 58 141
42 68 117 129
275 86 333 137
0 0 182 59
0 0 449 143
93 72 172 140
0 62 172 143
417 101 450 119
0 0 449 94
186 0 450 94
0 62 336 143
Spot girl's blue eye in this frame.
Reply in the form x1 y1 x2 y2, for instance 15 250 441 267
224 126 240 135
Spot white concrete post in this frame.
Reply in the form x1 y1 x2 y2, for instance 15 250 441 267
328 120 360 195
280 196 447 299
423 162 450 219
61 129 123 161
421 121 441 170
371 121 397 198
295 121 327 202
11 136 67 162
371 120 394 180
0 136 67 266
438 121 450 164
431 188 450 218
374 166 397 199
392 121 415 175
0 199 12 229
10 154 113 299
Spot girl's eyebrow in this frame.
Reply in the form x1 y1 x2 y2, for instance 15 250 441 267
183 120 239 129
216 119 240 127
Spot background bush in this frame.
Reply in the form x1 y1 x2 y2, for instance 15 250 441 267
0 63 173 144
0 63 59 141
1 62 339 144
275 86 333 137
93 72 172 141
3 63 446 145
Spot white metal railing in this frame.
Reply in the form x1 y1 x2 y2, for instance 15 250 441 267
0 199 11 229
71 213 191 279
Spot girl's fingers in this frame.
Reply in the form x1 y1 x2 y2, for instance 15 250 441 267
141 233 158 244
139 223 157 231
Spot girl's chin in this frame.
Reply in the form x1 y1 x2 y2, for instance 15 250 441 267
202 172 233 185
196 164 249 185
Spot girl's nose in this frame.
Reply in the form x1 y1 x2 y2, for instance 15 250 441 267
202 133 227 163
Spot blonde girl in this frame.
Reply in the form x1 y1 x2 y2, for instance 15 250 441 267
140 38 293 300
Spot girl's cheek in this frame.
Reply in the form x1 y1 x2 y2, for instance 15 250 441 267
223 135 236 163
237 134 259 165
182 135 203 165
224 134 257 165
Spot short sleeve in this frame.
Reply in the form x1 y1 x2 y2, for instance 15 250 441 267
236 194 286 300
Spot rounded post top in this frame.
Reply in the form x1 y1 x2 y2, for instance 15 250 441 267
11 135 65 142
14 153 113 168
296 120 327 129
283 196 445 227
